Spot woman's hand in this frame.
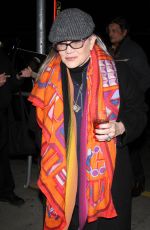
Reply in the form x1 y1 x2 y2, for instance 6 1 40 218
94 121 125 142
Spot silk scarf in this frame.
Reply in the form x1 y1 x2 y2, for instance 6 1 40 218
28 44 120 229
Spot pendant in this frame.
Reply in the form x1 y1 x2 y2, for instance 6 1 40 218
73 103 81 113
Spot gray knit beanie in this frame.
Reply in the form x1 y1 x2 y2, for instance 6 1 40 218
49 8 95 43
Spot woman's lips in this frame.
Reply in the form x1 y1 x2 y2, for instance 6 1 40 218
65 57 77 61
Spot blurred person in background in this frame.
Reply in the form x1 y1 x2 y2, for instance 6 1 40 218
106 17 150 197
0 41 25 206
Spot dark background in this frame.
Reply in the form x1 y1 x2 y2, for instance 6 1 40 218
0 0 150 60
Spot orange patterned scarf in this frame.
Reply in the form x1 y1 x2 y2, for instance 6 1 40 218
28 44 120 229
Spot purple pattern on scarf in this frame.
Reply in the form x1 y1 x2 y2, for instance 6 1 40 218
79 92 88 229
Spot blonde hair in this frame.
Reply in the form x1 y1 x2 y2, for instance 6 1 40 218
35 48 57 81
96 35 110 55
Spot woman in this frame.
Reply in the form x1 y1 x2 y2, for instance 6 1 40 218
28 8 147 230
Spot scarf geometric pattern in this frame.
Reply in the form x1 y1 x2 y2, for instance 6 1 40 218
79 45 120 228
28 44 120 230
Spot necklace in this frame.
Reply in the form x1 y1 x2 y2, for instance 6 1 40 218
73 83 83 113
71 65 88 113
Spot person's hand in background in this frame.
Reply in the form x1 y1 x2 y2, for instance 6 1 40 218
17 66 33 78
0 73 8 86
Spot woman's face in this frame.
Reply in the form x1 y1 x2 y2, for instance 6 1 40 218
57 35 96 68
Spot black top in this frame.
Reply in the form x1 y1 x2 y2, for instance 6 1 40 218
69 60 89 159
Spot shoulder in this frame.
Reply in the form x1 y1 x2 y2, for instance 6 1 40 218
124 37 146 56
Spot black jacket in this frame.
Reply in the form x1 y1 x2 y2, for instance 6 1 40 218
116 61 147 145
109 36 150 93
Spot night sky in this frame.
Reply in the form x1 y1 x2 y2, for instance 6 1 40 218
1 0 150 57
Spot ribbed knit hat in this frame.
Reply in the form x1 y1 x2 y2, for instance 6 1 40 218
49 8 95 43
